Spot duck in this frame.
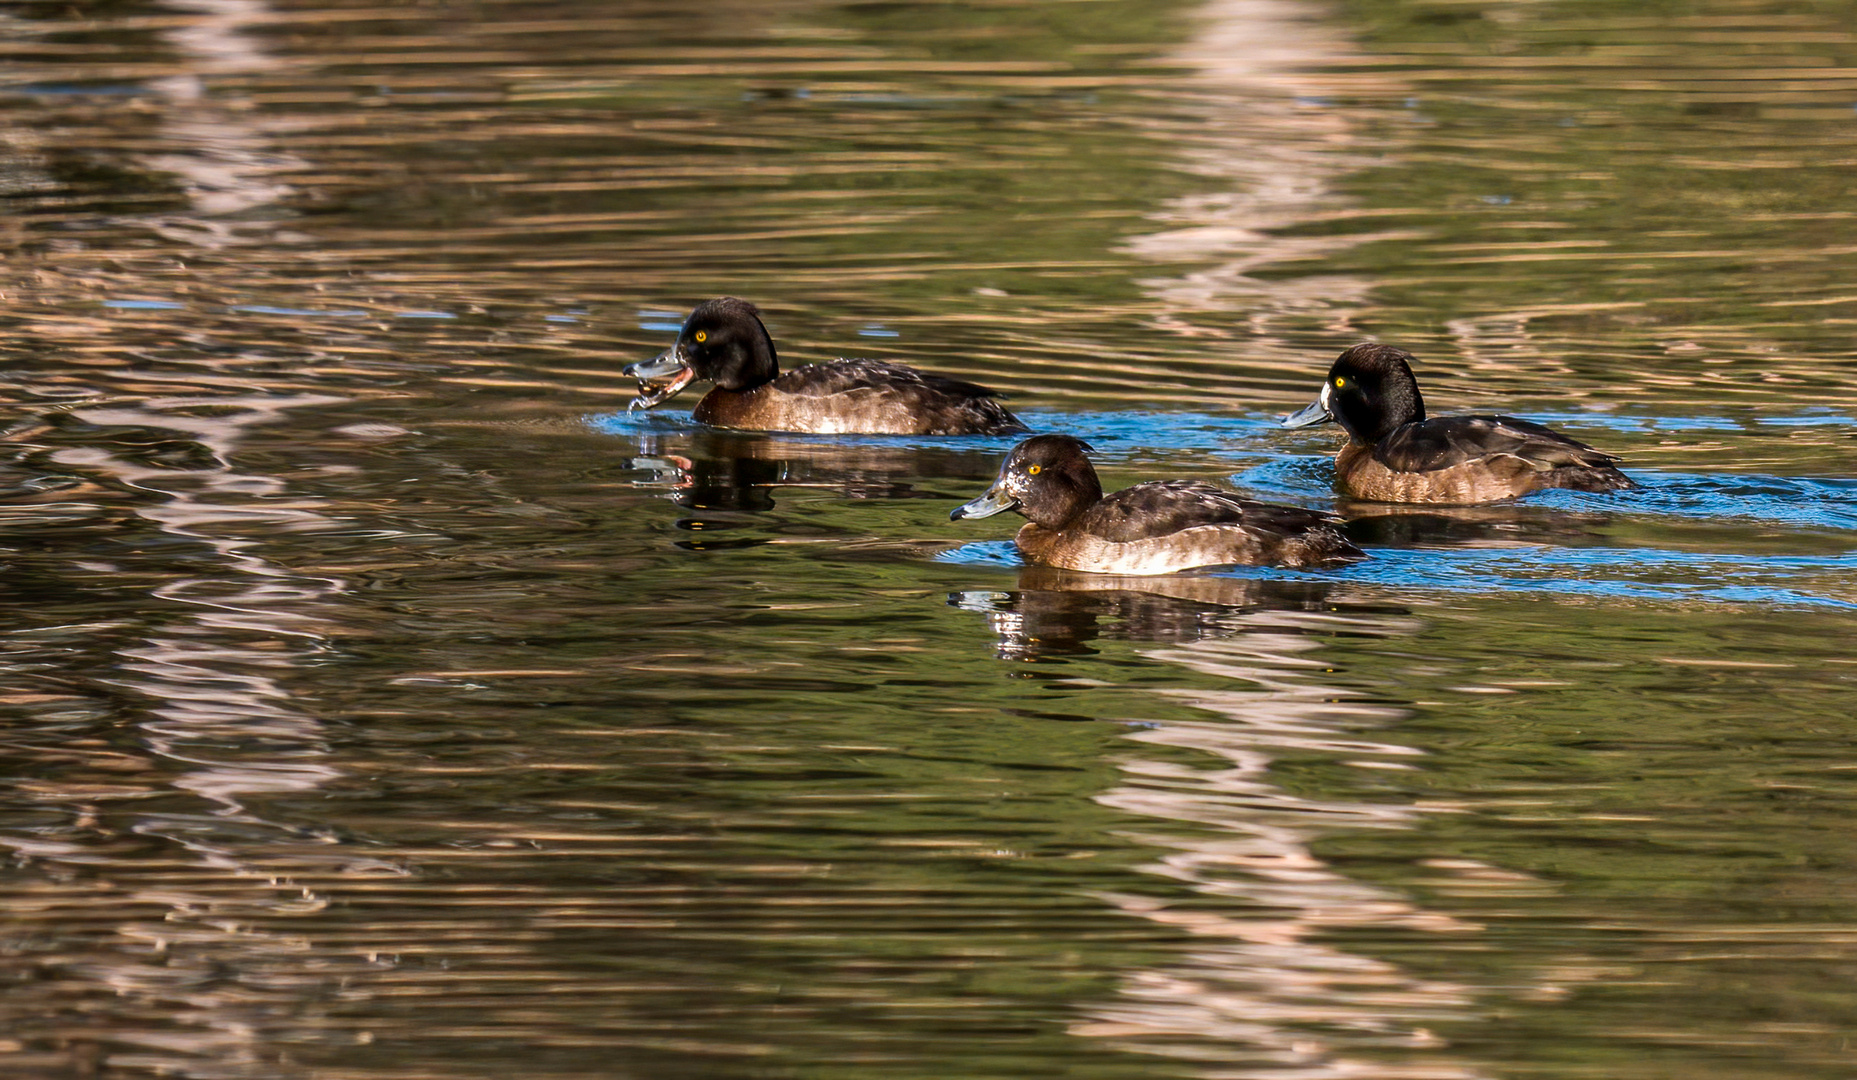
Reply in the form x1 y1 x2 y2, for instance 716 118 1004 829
623 297 1028 436
950 434 1362 575
1281 342 1631 504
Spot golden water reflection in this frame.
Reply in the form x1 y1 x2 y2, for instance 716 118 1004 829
960 572 1497 1074
1085 616 1480 1077
2 0 1856 1075
0 388 378 1077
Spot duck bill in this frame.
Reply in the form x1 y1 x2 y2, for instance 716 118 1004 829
1280 395 1334 430
950 483 1019 521
623 348 696 412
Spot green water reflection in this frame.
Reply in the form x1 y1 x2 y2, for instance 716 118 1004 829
0 0 1855 1077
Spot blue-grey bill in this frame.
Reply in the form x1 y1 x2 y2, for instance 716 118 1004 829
623 349 695 412
950 485 1018 521
1280 397 1333 429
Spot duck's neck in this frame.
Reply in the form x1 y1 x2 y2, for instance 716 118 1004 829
693 385 769 428
1018 478 1101 531
1343 386 1422 444
1014 522 1060 562
710 328 780 392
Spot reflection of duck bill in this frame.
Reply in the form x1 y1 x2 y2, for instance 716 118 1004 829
627 455 692 489
948 589 1011 613
1280 393 1333 430
950 483 1018 521
623 348 697 412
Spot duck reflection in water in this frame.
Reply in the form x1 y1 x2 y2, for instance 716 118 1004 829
629 430 1002 552
630 445 782 515
1335 497 1626 551
952 567 1342 660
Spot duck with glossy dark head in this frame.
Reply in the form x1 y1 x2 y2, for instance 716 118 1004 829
1282 342 1632 504
624 297 1028 436
951 434 1362 575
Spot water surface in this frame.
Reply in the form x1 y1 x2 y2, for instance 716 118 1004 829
2 0 1856 1077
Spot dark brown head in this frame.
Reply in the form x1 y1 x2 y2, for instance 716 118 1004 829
950 434 1104 530
624 297 781 410
1281 342 1427 444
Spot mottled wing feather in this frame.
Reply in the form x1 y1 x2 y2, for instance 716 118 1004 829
774 359 995 400
769 359 1026 434
1082 481 1337 544
1373 415 1620 474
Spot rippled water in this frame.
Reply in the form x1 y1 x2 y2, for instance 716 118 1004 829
2 0 1856 1076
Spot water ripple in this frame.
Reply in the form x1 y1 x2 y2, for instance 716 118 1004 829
1290 546 1855 609
1528 472 1857 532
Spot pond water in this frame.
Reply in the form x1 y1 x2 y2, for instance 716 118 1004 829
2 0 1856 1076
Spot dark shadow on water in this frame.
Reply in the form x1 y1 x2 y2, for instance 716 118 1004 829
1337 500 1620 549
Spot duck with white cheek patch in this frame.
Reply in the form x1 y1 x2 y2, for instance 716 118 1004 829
1283 342 1631 504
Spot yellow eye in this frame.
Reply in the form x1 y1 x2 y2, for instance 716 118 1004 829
1027 464 1042 475
1332 376 1347 389
694 330 707 343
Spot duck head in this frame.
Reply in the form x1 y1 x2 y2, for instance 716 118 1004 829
625 297 781 411
1282 342 1427 443
951 434 1103 530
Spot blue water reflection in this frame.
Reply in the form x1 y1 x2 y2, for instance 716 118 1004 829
1327 546 1857 608
941 541 1857 608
